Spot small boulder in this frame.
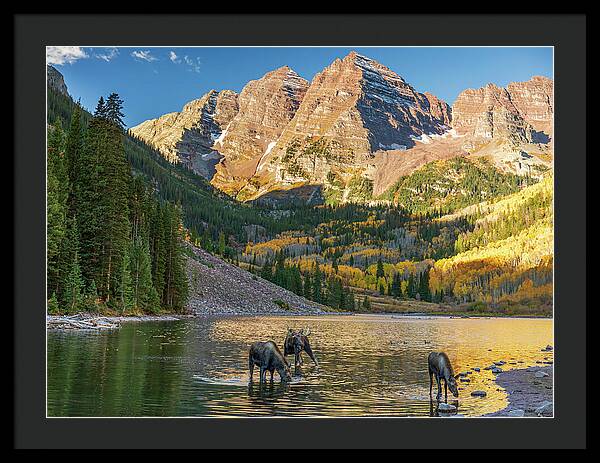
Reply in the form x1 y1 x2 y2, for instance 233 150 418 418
471 390 487 397
534 371 549 378
438 403 457 413
535 401 553 417
507 409 525 417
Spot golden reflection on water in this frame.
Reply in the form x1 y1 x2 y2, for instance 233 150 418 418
191 314 553 417
47 315 553 417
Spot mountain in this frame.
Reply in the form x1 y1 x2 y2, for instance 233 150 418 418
451 76 553 176
47 65 69 96
130 89 238 179
379 156 535 212
128 52 553 205
242 52 453 201
209 66 309 197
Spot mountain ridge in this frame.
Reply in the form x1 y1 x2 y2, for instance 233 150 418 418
106 53 552 205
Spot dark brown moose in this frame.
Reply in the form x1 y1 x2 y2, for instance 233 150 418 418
284 328 318 368
249 341 292 383
428 352 460 402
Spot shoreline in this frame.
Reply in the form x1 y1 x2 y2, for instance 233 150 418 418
46 310 348 330
484 365 553 417
47 310 552 330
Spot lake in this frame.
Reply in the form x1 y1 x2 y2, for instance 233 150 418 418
47 314 553 417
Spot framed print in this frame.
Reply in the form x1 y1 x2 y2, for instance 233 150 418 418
14 13 587 449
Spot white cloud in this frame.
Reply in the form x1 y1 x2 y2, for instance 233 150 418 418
183 55 201 73
95 47 119 62
131 50 157 62
169 51 180 63
46 46 88 65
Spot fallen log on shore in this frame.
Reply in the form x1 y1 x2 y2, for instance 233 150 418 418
47 314 120 330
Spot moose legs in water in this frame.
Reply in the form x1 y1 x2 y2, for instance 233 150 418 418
248 341 292 385
428 352 460 403
285 328 318 370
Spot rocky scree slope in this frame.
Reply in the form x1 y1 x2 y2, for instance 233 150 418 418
185 244 326 315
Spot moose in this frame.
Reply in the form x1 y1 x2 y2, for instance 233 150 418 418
249 341 292 384
428 352 460 403
284 328 318 368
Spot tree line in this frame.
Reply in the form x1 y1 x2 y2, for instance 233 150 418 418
254 251 356 311
47 94 188 314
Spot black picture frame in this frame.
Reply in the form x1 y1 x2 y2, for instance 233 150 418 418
14 14 587 449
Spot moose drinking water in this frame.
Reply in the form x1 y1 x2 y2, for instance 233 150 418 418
249 341 292 384
428 352 460 403
284 328 318 368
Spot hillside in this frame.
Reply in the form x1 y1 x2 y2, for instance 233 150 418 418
378 156 536 213
47 62 554 317
185 244 325 315
430 174 553 314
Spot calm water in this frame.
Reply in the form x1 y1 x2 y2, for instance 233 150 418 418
47 314 553 417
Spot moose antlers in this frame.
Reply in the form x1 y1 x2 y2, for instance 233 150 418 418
301 327 311 336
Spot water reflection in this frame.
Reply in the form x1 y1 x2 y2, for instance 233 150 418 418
47 315 553 417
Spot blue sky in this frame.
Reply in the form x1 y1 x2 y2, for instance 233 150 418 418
47 47 553 129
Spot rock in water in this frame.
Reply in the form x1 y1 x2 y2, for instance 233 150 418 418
507 409 525 417
534 401 553 417
438 403 457 413
534 371 549 378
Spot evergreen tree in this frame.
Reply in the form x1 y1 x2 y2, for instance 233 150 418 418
64 103 83 211
419 269 431 302
376 258 385 279
47 123 68 297
362 296 371 310
161 204 189 312
260 259 273 281
105 93 125 129
63 249 84 314
129 238 160 313
48 293 60 315
303 272 312 299
312 263 323 303
78 101 131 302
94 96 107 118
218 232 226 256
117 248 134 313
84 280 100 312
391 272 401 298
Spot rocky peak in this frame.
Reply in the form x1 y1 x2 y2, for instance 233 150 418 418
452 82 533 145
129 89 239 179
243 51 452 200
452 76 553 145
47 65 69 96
209 66 309 197
506 76 553 135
